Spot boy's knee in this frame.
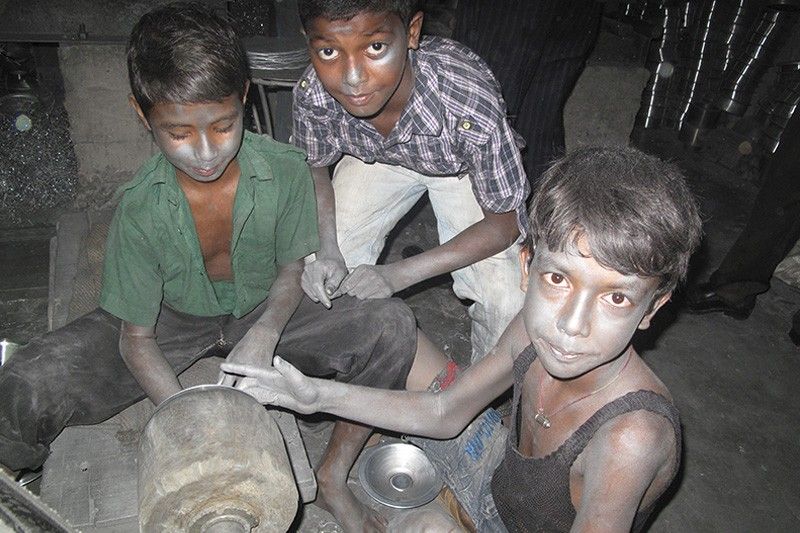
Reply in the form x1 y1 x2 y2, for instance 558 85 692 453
347 298 417 389
367 298 417 341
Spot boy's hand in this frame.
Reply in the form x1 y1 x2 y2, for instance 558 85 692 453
221 356 320 414
335 264 399 299
219 324 279 386
301 256 348 308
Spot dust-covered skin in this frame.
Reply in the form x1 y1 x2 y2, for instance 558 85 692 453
128 91 308 388
122 93 248 403
123 93 310 398
121 92 310 404
301 9 423 305
302 166 349 308
305 11 418 132
224 243 679 532
133 93 245 184
522 238 669 382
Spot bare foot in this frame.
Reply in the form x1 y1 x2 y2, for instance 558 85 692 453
316 473 387 532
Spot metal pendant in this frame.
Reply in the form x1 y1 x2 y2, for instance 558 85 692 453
534 408 551 429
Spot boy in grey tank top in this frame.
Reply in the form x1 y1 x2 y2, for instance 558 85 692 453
223 146 702 532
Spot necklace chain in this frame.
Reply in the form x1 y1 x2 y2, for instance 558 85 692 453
534 350 633 429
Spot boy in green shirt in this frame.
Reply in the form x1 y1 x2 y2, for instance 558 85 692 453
0 3 443 528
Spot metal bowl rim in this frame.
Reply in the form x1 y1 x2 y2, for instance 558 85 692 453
153 383 254 415
357 442 443 509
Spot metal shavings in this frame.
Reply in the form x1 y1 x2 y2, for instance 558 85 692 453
0 96 77 227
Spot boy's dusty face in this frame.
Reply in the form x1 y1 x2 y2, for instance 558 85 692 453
521 237 669 381
136 93 244 184
305 10 422 119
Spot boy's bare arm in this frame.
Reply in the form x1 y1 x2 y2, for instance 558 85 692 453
302 166 348 307
570 411 676 533
223 312 527 436
119 322 181 405
338 208 519 299
221 259 304 385
225 345 510 437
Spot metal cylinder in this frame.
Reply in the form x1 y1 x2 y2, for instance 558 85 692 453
138 385 298 532
715 6 799 116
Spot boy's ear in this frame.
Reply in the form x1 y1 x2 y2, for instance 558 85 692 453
129 95 150 131
518 246 532 292
638 292 671 330
407 11 424 50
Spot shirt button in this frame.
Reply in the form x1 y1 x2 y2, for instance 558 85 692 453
299 78 309 90
461 120 472 130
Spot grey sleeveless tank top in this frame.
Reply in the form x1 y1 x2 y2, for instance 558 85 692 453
490 344 682 532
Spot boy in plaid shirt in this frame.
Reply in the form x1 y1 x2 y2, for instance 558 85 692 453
293 0 530 362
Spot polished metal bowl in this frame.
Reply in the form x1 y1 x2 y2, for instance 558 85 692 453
358 442 443 509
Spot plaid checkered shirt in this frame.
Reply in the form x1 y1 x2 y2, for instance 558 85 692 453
291 36 530 232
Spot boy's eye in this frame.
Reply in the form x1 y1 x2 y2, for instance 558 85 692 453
546 273 566 286
603 292 631 307
367 42 386 56
318 47 339 60
216 123 235 134
168 132 189 141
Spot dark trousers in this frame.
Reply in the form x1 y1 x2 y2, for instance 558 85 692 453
0 296 416 471
710 111 800 294
453 0 603 184
709 111 800 332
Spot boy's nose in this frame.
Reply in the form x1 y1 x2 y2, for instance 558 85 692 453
196 134 218 162
556 295 591 338
344 59 365 88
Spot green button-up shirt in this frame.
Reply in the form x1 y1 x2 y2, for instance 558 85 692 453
100 131 319 326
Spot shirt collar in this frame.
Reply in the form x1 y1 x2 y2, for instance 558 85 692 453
238 132 269 182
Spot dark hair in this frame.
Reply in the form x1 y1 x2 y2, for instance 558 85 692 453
127 1 249 117
298 0 422 29
528 146 702 297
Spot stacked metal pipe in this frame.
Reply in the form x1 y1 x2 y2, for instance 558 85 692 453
633 0 800 151
758 61 800 153
676 0 768 144
634 1 703 131
715 4 799 116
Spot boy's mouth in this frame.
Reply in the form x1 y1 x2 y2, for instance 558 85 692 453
546 341 583 362
343 92 374 107
192 165 219 178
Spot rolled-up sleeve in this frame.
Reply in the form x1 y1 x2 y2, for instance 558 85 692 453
100 205 163 326
465 116 530 234
292 92 343 168
274 158 321 265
